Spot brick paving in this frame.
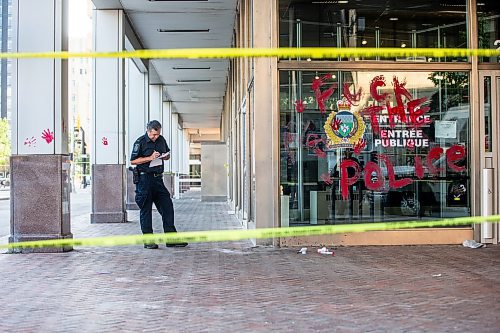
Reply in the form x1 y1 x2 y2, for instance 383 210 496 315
0 189 499 332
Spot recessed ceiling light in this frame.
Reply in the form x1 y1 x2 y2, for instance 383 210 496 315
172 67 211 70
177 79 211 83
158 29 210 33
389 17 398 21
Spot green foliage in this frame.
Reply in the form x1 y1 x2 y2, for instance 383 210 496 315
0 118 10 166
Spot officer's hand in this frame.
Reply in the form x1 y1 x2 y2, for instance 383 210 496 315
150 151 160 160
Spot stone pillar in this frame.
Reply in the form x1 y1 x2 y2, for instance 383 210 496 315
253 0 279 245
91 9 126 223
126 59 148 210
10 0 72 252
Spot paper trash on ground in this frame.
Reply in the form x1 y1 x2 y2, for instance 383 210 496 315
462 240 485 249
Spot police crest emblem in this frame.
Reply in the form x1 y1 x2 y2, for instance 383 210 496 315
324 97 366 148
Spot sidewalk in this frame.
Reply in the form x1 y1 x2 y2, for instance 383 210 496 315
0 189 499 332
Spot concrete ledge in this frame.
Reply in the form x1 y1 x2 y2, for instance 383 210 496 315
8 234 73 253
279 228 474 247
91 212 127 223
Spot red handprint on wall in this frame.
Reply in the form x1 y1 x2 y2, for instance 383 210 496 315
331 118 342 131
41 129 54 144
294 99 306 113
320 173 333 185
343 83 363 106
24 136 37 147
102 137 108 146
353 139 366 154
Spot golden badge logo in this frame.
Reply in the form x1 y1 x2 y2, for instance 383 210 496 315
324 97 366 148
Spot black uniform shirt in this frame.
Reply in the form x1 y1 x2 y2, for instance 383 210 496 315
130 133 170 174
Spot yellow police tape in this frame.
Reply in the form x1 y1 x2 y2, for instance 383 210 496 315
2 215 500 250
0 47 499 60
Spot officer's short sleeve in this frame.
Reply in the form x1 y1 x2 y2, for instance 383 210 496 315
130 138 142 161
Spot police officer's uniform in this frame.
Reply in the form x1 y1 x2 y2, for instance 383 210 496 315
130 133 176 235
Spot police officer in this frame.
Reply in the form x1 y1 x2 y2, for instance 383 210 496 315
130 120 188 249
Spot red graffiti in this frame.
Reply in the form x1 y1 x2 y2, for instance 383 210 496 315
314 147 327 159
339 145 466 199
415 155 425 179
353 139 366 154
41 129 54 144
386 103 407 129
407 97 431 128
331 118 342 131
392 77 413 105
446 145 466 172
360 75 431 134
294 100 306 113
102 137 108 146
426 147 444 175
312 74 338 114
305 134 326 149
370 75 389 102
320 173 333 185
24 136 37 147
343 83 362 106
361 105 384 134
340 159 361 200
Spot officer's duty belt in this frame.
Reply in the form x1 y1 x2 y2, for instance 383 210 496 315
140 172 163 178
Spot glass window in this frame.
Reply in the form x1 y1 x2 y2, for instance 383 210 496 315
478 1 500 63
280 70 470 225
279 0 468 62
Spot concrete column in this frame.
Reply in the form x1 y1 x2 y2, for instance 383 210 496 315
171 113 180 174
10 0 72 252
178 126 185 175
253 0 279 244
125 59 148 210
91 9 126 223
183 130 190 174
162 101 172 173
149 84 162 122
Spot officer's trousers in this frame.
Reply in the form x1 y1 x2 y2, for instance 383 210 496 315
135 174 176 234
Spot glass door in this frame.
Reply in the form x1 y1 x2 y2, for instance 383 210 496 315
480 71 500 244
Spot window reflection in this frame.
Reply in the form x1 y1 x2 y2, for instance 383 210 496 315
279 0 468 62
478 1 500 63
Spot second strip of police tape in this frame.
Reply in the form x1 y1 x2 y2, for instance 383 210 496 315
2 214 500 250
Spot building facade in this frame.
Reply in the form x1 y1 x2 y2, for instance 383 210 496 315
224 0 500 245
7 0 500 250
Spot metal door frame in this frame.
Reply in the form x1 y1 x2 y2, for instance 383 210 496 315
479 71 500 244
